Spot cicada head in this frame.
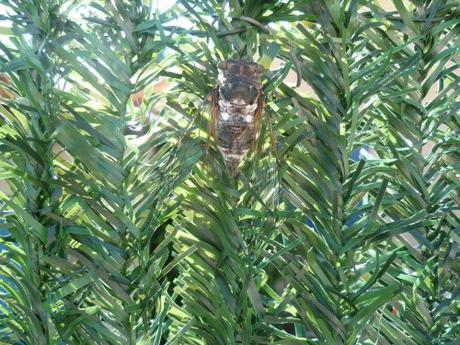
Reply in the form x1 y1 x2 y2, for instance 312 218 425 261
217 60 264 107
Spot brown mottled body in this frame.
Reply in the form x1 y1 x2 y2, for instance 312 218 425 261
210 60 264 175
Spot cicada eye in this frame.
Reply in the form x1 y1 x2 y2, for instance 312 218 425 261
247 85 259 104
219 85 230 101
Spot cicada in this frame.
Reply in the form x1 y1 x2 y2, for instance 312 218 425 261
209 60 265 176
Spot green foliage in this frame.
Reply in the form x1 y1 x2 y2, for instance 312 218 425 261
0 1 459 345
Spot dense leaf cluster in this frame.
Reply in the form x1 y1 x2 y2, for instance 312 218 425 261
0 1 459 344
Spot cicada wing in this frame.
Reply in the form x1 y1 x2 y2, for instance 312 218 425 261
206 88 219 155
253 90 265 146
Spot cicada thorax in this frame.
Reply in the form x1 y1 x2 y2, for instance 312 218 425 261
210 60 265 176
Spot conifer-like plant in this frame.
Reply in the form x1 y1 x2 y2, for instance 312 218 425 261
0 1 459 344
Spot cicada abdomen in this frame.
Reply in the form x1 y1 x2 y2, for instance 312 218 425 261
210 60 265 176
